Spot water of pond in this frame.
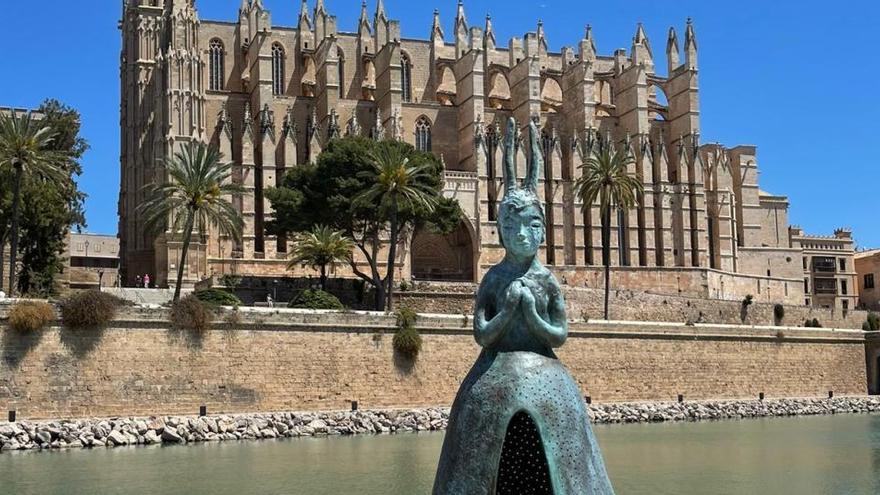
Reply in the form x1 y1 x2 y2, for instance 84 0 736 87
2 413 879 494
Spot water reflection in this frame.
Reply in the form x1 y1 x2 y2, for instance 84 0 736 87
1 414 879 494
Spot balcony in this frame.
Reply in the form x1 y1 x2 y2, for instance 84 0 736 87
813 278 838 295
812 257 837 273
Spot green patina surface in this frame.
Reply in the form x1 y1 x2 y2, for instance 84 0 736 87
433 118 614 494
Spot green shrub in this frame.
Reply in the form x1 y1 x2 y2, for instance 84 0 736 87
218 274 242 290
393 307 422 359
864 321 872 331
773 304 785 322
60 290 123 329
170 295 212 333
865 313 880 331
7 301 55 333
742 294 754 307
803 318 824 328
393 325 422 359
287 289 344 310
396 307 418 328
194 288 241 307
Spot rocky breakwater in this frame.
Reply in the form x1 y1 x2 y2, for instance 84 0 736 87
2 397 879 452
0 409 449 452
588 397 880 423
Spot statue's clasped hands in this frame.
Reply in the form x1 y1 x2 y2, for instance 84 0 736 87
502 279 538 316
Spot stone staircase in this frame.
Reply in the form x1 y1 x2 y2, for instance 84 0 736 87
102 288 193 306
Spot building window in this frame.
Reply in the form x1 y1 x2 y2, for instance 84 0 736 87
209 39 225 91
841 279 848 295
272 43 285 96
337 48 345 98
812 257 836 273
401 53 412 103
803 257 807 270
866 274 875 290
804 278 809 293
839 258 846 272
415 116 431 152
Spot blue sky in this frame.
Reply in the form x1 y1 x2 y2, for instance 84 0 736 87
1 1 877 247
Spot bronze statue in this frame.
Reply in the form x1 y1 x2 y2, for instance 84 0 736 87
433 118 615 495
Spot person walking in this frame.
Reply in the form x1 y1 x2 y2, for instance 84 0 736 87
143 273 151 288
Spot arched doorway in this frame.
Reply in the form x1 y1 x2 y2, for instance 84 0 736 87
411 221 475 282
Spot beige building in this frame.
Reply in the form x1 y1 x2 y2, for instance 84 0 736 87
118 0 850 304
789 227 858 313
856 249 880 311
65 233 120 290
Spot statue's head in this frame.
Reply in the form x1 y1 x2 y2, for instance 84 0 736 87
497 117 545 259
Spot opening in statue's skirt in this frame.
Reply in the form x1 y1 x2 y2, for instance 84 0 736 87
433 350 615 495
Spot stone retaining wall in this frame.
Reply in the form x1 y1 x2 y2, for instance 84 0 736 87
0 306 867 420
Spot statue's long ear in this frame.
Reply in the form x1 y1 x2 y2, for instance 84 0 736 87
502 117 517 196
526 119 542 193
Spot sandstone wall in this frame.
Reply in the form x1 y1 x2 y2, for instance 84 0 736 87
396 285 870 329
0 307 866 420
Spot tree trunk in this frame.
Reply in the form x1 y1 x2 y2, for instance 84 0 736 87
385 196 399 312
374 278 386 311
173 210 195 303
320 264 327 291
0 230 7 294
601 206 612 321
8 166 24 297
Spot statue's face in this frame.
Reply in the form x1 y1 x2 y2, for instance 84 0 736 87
500 202 544 259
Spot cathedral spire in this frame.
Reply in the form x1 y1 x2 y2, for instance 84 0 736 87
298 0 312 30
633 22 652 56
455 0 469 58
484 14 495 51
358 0 370 35
666 26 680 72
580 24 597 61
375 0 387 24
314 0 327 19
684 17 698 69
631 22 652 67
431 9 444 41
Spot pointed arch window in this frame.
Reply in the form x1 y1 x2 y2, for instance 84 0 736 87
337 48 346 98
209 39 225 91
272 43 285 96
401 53 413 103
541 130 555 181
486 125 500 221
415 116 432 152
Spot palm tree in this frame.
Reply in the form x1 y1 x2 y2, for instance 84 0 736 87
139 143 244 302
0 111 67 296
575 143 643 320
289 226 354 291
358 143 438 311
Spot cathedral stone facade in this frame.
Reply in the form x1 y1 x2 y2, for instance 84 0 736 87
118 0 853 308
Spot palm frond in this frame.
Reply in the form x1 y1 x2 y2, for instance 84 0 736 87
288 225 354 271
0 110 70 185
574 144 644 216
138 142 244 240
